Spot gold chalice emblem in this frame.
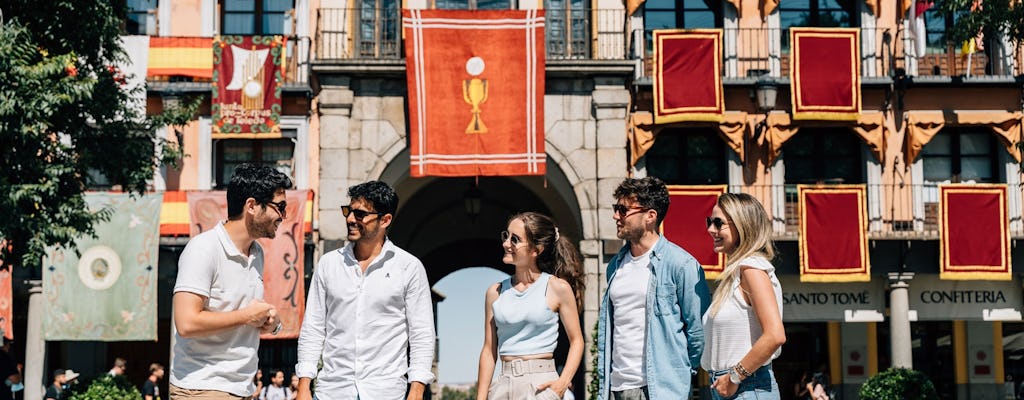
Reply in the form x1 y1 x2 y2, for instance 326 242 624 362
463 56 488 134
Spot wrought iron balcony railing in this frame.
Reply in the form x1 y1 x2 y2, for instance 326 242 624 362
638 27 1019 79
721 183 1024 239
315 8 628 61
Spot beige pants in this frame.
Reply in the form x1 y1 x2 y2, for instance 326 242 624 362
488 359 563 400
169 384 253 400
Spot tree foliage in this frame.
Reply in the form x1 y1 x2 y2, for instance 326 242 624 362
0 0 199 269
935 0 1024 46
440 385 478 400
69 375 141 400
859 367 938 400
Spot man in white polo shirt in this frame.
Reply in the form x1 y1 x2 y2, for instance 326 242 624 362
170 163 293 399
295 181 435 400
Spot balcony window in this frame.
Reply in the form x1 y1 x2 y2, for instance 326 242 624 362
546 0 588 59
434 0 512 8
779 0 857 50
642 0 720 54
125 0 158 35
783 128 864 184
222 0 293 35
214 136 296 189
357 0 401 58
922 128 998 184
644 129 728 185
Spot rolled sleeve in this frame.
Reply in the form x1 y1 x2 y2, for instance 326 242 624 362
404 260 436 385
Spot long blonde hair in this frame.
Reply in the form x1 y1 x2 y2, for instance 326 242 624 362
708 193 776 316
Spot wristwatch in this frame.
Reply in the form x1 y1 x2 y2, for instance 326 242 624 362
728 367 743 385
271 322 283 335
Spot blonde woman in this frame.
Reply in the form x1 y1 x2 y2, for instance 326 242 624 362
477 212 585 400
702 193 786 400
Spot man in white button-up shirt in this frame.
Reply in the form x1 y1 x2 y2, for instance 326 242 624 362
296 181 435 400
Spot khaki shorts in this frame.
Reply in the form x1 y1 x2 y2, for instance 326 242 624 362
169 384 253 400
487 359 563 400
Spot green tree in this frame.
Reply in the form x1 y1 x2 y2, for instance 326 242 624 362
441 385 478 400
935 0 1024 47
859 367 938 400
69 375 141 400
0 0 198 269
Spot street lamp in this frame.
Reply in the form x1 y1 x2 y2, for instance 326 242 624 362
752 76 778 140
463 185 482 222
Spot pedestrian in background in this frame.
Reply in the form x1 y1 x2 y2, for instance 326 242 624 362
143 363 164 400
296 181 435 400
107 357 126 377
702 193 786 400
170 164 292 399
259 369 290 400
288 374 298 400
596 177 711 400
476 212 585 399
253 369 264 397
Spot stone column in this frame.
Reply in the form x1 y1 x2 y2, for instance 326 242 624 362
317 76 355 250
888 272 914 368
25 280 44 400
585 76 629 399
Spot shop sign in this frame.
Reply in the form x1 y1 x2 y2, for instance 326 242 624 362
779 276 885 322
908 275 1022 321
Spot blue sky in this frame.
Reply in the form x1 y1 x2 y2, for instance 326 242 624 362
434 266 510 384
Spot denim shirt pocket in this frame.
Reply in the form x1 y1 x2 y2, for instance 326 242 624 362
654 284 680 316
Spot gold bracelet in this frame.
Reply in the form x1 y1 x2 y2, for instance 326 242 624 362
735 363 753 378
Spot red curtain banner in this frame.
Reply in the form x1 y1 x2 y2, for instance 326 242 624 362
185 190 309 338
662 186 726 279
940 184 1011 280
653 30 724 123
403 9 546 177
799 185 870 282
790 28 861 121
213 36 285 138
0 267 11 342
148 37 213 79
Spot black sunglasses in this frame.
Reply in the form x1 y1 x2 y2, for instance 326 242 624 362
500 230 525 247
612 204 648 216
265 200 287 217
706 217 729 230
341 205 385 221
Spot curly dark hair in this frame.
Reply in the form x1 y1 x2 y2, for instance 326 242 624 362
226 164 293 219
613 177 670 225
348 181 399 216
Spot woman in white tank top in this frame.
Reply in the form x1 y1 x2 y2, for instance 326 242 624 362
702 193 786 400
476 212 585 400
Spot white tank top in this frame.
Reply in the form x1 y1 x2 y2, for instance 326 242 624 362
700 256 783 372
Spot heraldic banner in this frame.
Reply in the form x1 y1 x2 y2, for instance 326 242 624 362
798 185 871 282
213 36 285 138
653 29 724 124
790 28 861 121
403 9 546 177
940 184 1011 280
187 190 309 338
662 186 726 279
42 193 162 340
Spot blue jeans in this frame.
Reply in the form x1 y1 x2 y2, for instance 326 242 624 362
708 365 780 400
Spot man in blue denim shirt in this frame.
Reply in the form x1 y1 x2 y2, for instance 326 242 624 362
596 177 711 400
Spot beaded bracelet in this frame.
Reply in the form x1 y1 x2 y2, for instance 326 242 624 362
735 363 753 378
